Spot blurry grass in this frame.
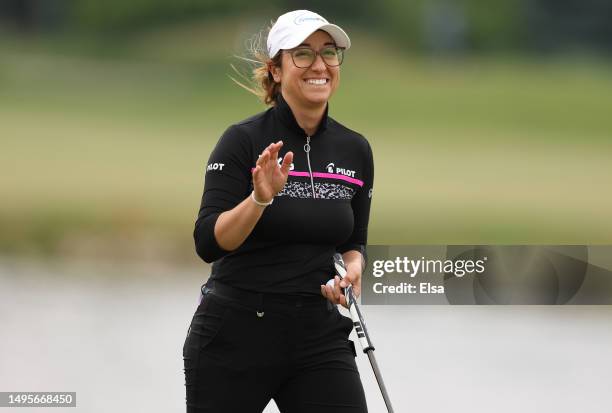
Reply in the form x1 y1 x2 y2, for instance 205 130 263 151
1 19 612 261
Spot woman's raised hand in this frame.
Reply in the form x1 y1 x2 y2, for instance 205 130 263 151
252 141 294 203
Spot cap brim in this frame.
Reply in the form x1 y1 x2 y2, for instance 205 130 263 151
317 24 351 49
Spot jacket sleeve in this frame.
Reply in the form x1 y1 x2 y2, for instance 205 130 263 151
336 138 374 267
194 125 252 263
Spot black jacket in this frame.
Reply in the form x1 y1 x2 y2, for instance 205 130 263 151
194 93 374 295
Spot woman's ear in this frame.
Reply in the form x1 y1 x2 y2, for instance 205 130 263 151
269 63 281 83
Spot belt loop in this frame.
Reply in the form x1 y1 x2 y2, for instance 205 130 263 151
256 292 265 318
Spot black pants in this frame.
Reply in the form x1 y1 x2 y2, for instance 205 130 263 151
183 281 368 413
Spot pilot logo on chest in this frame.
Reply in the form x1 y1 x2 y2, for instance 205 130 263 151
326 162 356 178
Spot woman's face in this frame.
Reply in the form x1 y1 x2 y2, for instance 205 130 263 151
271 30 340 109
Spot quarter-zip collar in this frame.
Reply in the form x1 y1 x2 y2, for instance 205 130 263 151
274 92 329 138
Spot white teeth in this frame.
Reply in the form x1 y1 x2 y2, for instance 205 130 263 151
306 79 327 85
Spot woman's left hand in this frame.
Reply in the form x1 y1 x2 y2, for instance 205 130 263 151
320 264 361 309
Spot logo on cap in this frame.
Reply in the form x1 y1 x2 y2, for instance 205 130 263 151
294 13 325 25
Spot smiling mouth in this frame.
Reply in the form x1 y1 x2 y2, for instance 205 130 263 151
304 78 329 85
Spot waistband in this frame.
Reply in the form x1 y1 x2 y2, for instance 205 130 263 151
202 279 333 316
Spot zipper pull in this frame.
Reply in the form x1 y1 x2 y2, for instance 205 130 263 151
304 136 316 199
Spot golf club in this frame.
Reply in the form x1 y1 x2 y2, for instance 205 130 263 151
333 253 395 413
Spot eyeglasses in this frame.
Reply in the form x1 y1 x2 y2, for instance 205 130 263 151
285 46 345 69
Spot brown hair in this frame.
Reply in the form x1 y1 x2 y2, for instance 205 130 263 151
230 22 282 106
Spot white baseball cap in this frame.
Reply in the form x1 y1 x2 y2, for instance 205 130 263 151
267 10 351 59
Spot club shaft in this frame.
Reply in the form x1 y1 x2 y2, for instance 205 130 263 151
334 253 395 412
367 350 395 413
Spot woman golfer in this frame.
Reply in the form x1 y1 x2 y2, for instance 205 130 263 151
184 9 374 413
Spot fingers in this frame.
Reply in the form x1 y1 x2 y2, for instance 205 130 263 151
320 276 349 309
268 140 283 159
258 141 284 163
321 283 338 305
336 277 349 308
280 151 293 174
340 268 362 299
256 149 270 167
262 141 283 162
333 275 343 301
252 164 260 180
353 283 361 299
252 141 291 204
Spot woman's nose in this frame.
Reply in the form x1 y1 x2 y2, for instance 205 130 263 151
310 53 327 71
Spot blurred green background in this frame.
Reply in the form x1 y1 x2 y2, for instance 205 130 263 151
1 0 611 266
